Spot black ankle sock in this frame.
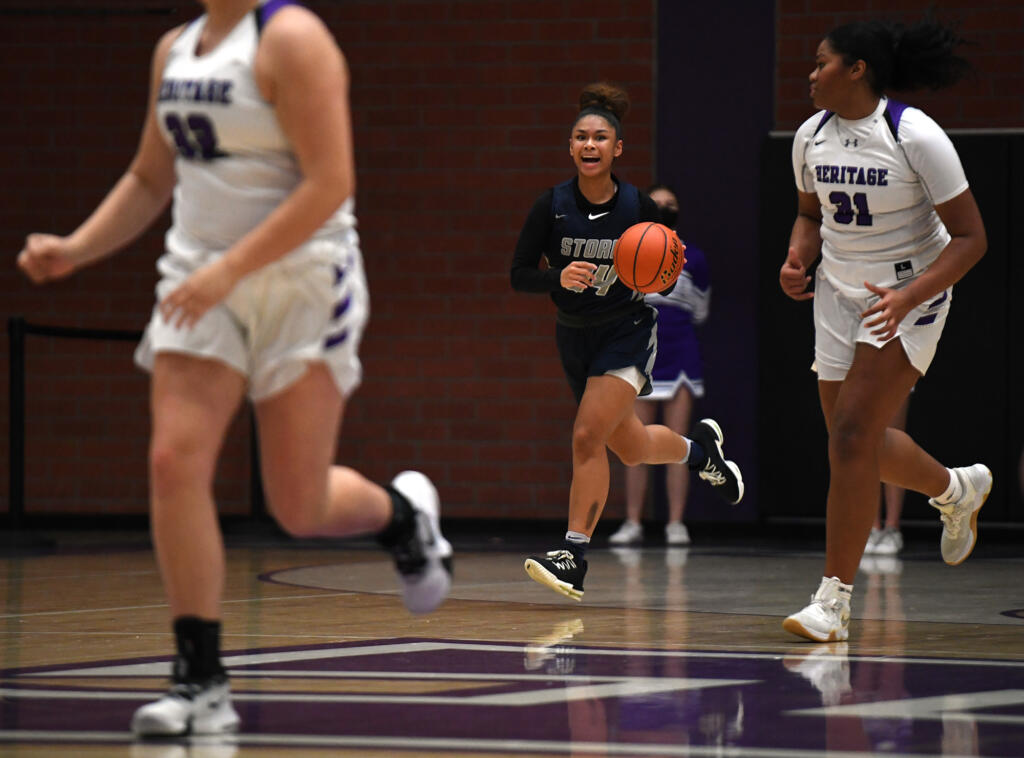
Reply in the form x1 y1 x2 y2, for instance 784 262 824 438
686 440 707 471
377 485 416 549
173 616 225 683
563 539 587 562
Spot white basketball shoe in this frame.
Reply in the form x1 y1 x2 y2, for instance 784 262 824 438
389 471 453 614
929 464 992 566
783 576 852 642
131 676 240 737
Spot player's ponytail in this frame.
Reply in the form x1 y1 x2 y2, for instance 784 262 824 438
827 16 972 95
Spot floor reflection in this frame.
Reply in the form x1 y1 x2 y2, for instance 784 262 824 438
4 536 1022 757
510 546 1010 756
130 739 239 758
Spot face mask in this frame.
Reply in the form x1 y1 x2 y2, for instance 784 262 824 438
659 206 679 229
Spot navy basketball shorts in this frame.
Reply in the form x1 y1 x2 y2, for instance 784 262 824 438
556 306 658 404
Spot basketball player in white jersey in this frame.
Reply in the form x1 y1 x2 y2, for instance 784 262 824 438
17 0 452 736
780 17 991 642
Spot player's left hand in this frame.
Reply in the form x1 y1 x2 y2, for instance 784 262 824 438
160 259 239 329
861 281 914 342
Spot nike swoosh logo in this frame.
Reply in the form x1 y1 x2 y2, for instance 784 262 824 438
555 213 566 219
588 212 610 220
813 139 825 145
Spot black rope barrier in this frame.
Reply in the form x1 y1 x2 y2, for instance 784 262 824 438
5 316 265 537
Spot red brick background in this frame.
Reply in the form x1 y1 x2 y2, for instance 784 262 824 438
0 0 1019 521
0 0 655 520
776 1 1024 129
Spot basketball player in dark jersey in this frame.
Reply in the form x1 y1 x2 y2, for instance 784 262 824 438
510 82 743 601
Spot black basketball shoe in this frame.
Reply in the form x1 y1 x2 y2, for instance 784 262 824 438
524 549 587 601
691 418 744 505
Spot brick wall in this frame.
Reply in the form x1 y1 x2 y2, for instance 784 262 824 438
0 0 655 520
3 0 1015 523
777 1 1024 129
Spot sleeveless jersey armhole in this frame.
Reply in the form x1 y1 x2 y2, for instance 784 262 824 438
255 0 299 34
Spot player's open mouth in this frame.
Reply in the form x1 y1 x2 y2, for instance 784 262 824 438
581 157 600 163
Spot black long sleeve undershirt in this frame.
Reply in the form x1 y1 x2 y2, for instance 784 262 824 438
510 183 661 293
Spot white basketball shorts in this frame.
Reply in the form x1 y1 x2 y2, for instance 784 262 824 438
812 267 951 381
135 238 369 401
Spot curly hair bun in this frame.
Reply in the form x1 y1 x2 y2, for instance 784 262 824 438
578 82 630 122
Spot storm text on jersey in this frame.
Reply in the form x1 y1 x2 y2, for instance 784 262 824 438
560 237 618 260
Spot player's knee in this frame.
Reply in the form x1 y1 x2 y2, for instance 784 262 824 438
828 416 873 464
267 488 326 538
571 423 606 459
149 441 208 496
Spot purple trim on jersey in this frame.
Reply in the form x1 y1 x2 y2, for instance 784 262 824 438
914 313 938 326
885 99 908 135
332 296 351 320
260 0 297 26
813 111 834 136
928 290 948 308
324 329 349 349
333 264 346 285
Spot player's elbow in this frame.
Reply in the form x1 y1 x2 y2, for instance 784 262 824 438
323 171 355 207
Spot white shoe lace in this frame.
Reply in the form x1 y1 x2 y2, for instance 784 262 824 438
699 464 726 486
938 506 963 538
545 550 577 571
809 580 851 620
812 596 845 613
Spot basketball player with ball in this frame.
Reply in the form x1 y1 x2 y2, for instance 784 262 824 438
510 82 743 601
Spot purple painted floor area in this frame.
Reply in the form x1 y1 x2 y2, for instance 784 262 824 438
2 637 1022 755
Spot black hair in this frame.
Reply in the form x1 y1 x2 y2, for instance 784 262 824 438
826 16 972 95
573 81 629 139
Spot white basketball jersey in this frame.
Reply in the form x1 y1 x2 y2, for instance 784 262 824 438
792 97 968 299
156 2 355 266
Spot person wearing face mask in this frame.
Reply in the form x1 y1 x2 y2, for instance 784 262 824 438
608 184 711 547
510 83 743 602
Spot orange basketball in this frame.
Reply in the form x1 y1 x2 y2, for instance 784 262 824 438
613 222 686 294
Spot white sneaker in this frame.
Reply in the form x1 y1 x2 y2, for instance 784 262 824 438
389 471 453 614
783 642 851 706
873 527 903 555
782 576 852 642
609 520 642 545
929 464 992 566
863 527 883 555
131 677 240 737
664 522 691 546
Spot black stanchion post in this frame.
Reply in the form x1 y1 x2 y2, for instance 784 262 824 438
249 406 267 519
7 317 25 530
4 317 53 552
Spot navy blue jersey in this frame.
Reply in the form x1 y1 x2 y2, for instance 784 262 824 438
511 176 661 326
